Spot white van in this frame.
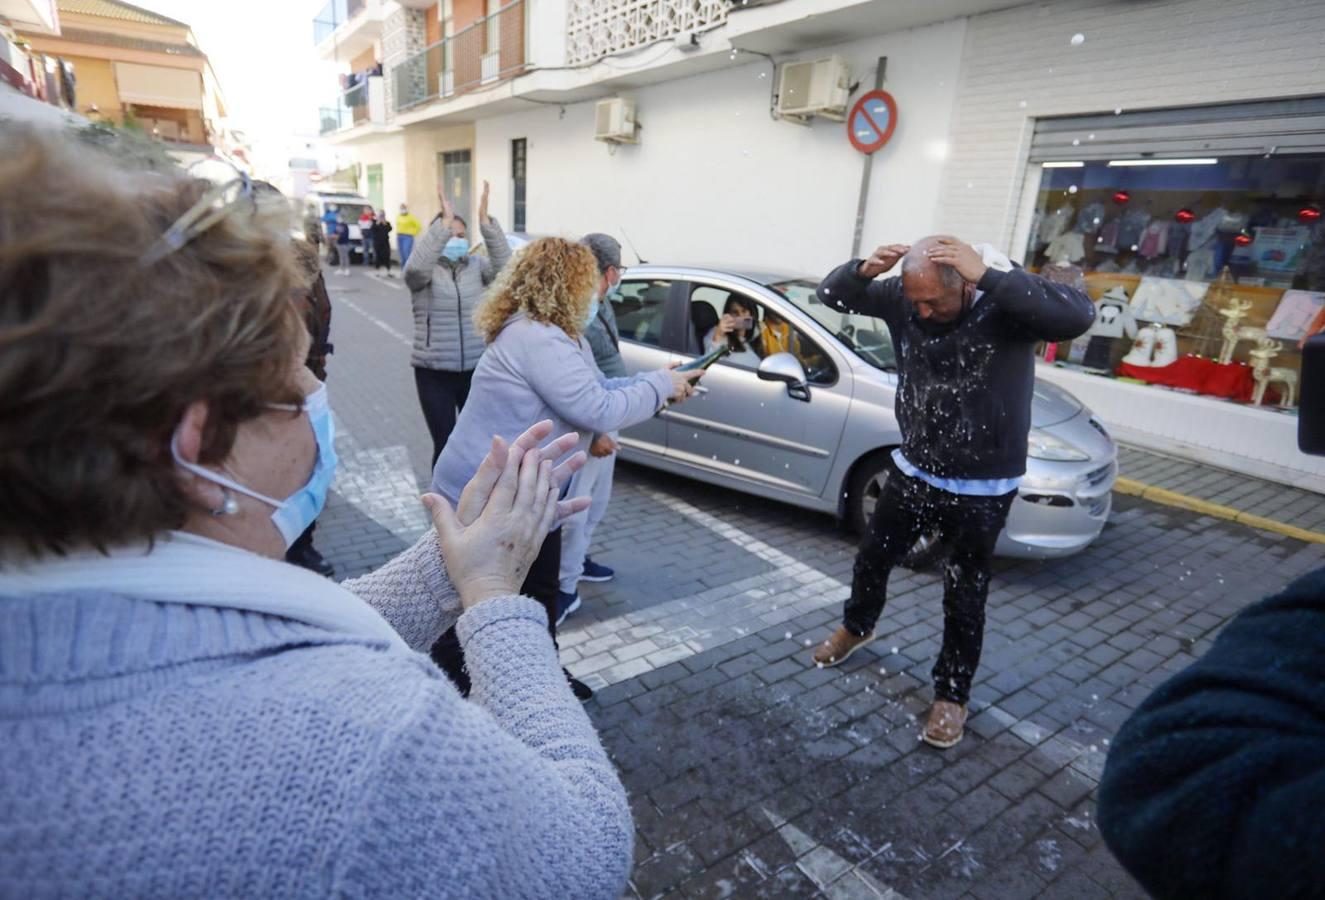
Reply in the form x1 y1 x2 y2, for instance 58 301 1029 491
303 190 374 263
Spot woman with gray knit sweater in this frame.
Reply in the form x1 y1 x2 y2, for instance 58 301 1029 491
0 125 633 899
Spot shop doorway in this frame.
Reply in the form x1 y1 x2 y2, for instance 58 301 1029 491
439 149 473 226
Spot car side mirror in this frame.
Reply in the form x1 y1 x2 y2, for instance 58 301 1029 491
758 352 811 402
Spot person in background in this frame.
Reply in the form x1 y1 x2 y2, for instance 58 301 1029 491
288 233 337 577
358 206 376 267
704 295 764 366
760 307 800 357
403 180 512 465
428 237 704 701
811 236 1095 749
334 214 351 276
556 233 629 624
0 123 631 898
321 203 339 267
396 203 421 268
371 211 394 277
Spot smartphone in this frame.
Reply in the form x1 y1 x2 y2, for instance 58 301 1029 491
732 315 753 331
676 344 731 372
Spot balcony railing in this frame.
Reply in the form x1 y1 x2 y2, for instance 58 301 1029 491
319 75 384 135
393 0 527 114
313 0 367 45
566 0 729 65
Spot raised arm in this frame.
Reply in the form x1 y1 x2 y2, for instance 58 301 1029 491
476 181 513 284
816 243 909 321
1097 568 1325 899
980 267 1096 342
404 187 457 292
340 531 458 653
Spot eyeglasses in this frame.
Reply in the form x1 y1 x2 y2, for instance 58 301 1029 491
140 162 255 266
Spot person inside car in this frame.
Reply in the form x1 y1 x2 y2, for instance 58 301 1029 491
704 295 764 367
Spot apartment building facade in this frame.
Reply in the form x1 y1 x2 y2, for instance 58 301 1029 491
317 0 1325 490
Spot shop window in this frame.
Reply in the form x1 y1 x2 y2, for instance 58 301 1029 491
1027 154 1324 412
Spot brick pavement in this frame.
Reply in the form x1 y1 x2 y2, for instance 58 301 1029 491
1116 445 1324 533
318 268 1325 898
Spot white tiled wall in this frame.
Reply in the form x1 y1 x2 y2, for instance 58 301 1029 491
936 0 1325 252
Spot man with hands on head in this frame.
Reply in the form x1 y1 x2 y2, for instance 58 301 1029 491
811 236 1095 749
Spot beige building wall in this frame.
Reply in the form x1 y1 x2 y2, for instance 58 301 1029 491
60 54 119 120
403 123 475 225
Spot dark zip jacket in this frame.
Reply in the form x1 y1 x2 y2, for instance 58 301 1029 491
817 261 1095 479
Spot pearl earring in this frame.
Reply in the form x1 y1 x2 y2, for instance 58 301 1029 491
211 490 239 517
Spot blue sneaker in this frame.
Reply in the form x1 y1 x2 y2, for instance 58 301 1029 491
581 557 615 582
555 591 581 627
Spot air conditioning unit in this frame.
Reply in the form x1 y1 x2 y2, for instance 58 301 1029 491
775 55 850 122
595 97 638 144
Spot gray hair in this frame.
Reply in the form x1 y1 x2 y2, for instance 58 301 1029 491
901 253 963 291
580 232 622 274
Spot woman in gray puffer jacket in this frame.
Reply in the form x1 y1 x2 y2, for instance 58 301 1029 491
404 180 513 464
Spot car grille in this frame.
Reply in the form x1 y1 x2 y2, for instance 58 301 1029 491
1085 463 1115 489
1086 494 1111 518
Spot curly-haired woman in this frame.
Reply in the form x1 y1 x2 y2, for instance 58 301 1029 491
429 237 704 699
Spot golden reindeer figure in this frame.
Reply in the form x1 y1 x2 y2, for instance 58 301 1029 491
1217 298 1260 365
1249 337 1299 408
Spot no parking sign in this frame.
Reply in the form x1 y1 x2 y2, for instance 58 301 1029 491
848 90 898 155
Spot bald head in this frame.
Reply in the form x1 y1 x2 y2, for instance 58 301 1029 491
901 235 967 322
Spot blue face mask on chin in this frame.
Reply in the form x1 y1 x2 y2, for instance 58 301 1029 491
171 382 340 550
583 292 601 330
442 237 468 262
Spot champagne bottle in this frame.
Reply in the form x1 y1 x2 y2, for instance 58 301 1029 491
676 344 731 372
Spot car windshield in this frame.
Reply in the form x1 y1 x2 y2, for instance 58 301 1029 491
766 279 897 372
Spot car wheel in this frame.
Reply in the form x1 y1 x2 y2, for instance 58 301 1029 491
846 451 948 571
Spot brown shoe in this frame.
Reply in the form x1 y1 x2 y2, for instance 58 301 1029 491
922 700 967 749
811 626 875 667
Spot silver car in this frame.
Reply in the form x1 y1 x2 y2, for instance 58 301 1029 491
607 265 1117 559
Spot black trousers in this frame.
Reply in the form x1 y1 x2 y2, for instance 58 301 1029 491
414 367 474 466
430 528 562 695
845 459 1015 705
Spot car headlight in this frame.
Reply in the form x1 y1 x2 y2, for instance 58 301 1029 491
1027 428 1090 462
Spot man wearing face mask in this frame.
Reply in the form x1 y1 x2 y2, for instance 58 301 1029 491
403 180 512 465
811 236 1095 749
555 234 629 625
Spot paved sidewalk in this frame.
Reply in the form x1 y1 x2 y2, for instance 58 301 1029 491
316 269 1325 898
1115 444 1323 533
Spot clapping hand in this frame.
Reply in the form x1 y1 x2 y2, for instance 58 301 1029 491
437 185 456 230
424 420 589 609
478 180 491 226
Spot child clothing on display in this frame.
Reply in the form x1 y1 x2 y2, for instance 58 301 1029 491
1266 290 1325 341
1075 202 1106 234
1096 219 1121 254
1190 207 1227 250
1041 262 1087 290
1129 277 1209 326
1138 222 1170 258
1185 246 1218 280
1044 232 1087 263
1117 209 1152 249
1035 204 1075 247
1091 286 1139 340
